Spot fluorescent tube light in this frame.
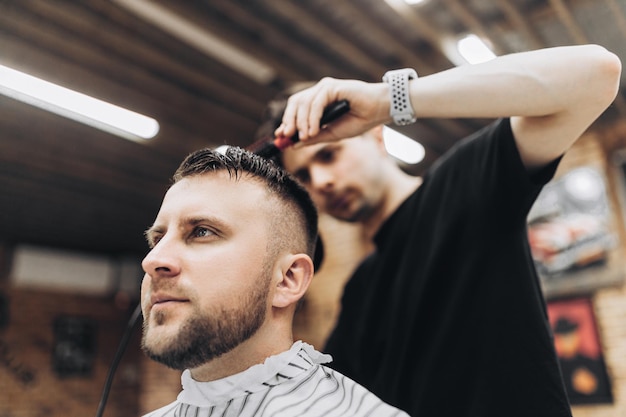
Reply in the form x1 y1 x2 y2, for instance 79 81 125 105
0 64 159 140
383 126 425 164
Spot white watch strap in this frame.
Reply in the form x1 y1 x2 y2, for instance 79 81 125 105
382 68 418 126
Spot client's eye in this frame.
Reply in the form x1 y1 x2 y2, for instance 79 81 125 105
149 235 162 248
192 227 214 239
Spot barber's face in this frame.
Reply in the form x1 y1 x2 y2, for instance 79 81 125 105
282 135 388 223
140 172 275 370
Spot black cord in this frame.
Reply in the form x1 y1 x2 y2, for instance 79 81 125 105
95 303 142 417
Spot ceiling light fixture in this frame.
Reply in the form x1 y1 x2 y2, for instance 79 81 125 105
0 64 160 140
383 126 425 165
113 0 276 85
441 33 497 66
456 34 496 64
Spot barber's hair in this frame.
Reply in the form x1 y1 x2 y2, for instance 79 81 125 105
254 82 315 166
173 146 319 259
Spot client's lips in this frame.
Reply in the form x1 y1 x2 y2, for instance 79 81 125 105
150 294 188 308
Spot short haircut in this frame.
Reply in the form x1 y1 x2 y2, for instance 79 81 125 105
173 146 319 259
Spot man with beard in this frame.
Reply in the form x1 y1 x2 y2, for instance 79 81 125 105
260 44 622 416
140 147 409 417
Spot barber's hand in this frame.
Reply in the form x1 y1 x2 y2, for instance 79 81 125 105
274 77 392 145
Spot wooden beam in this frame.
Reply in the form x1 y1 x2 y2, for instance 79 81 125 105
161 0 350 83
328 0 436 74
493 0 545 50
607 0 626 40
548 0 589 44
258 0 389 80
383 0 456 71
0 102 176 197
19 1 268 119
441 0 507 55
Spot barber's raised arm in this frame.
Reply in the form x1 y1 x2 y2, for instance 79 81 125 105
416 45 621 169
276 44 621 170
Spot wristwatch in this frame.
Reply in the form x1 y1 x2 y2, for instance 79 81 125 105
382 68 418 126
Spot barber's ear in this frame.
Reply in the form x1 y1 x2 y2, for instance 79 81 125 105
368 125 386 150
273 254 313 308
371 124 384 139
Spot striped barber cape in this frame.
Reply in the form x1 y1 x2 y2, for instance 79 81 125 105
143 341 409 417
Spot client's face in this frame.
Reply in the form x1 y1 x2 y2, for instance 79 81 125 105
140 172 274 370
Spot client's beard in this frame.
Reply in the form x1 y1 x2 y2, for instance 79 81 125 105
141 269 271 370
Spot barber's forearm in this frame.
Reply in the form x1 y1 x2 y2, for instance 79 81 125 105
409 44 621 120
276 44 620 147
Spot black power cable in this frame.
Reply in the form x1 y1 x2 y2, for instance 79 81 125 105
95 303 142 417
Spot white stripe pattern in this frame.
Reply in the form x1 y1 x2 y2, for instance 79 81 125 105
143 342 409 417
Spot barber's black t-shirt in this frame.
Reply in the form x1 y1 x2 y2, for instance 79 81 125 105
324 119 572 416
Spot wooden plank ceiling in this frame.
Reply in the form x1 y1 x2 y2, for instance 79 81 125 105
1 0 625 257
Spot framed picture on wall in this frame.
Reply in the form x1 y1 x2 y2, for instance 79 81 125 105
547 297 613 405
52 316 96 377
527 166 623 298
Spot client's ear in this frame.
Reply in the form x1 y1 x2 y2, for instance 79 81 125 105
272 254 313 308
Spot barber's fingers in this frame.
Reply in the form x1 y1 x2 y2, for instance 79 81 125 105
274 92 310 141
276 78 342 141
295 92 318 140
275 77 389 145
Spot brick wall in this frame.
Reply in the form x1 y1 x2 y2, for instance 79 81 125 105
559 127 626 417
0 286 143 417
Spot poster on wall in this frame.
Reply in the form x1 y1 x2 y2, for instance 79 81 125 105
527 167 622 298
52 316 96 377
547 297 613 405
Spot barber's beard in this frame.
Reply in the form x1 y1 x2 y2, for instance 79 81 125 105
332 199 376 224
141 269 271 370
